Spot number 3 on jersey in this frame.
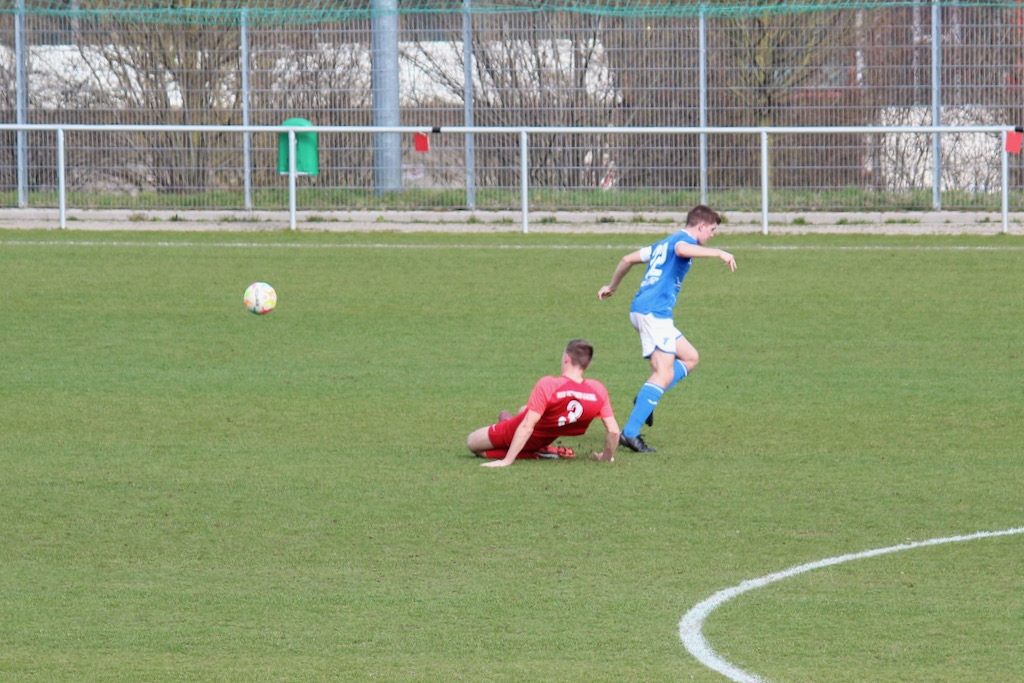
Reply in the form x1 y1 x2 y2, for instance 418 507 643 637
558 399 584 426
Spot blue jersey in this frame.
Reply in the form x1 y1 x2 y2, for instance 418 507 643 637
629 230 697 318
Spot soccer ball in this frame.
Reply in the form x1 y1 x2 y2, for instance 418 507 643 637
243 282 277 315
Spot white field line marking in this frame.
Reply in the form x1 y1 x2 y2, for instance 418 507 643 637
679 526 1024 683
1 240 1024 251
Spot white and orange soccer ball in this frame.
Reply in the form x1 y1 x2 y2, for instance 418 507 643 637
243 282 277 315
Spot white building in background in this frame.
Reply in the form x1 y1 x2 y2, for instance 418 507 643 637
868 106 1004 193
1 38 615 109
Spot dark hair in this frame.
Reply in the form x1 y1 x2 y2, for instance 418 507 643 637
564 339 594 369
686 204 722 228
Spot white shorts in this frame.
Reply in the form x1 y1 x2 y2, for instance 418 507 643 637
630 311 682 358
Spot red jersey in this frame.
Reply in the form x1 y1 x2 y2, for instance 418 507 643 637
525 375 613 439
486 375 613 453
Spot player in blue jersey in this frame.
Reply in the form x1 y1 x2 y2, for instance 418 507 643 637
597 205 736 452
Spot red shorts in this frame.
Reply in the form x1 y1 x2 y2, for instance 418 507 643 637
485 411 554 458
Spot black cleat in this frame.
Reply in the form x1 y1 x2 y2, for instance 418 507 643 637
619 433 656 453
633 395 655 427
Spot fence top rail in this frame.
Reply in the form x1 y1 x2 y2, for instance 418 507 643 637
0 124 1017 135
1 1 1019 22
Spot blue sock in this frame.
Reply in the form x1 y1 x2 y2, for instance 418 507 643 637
624 382 664 437
667 359 689 390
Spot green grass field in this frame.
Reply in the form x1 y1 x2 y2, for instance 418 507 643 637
2 229 1023 682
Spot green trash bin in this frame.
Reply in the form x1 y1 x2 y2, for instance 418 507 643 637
277 118 319 176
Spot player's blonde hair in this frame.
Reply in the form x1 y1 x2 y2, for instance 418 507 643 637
564 339 594 369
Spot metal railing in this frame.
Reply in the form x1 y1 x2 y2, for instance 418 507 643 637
0 122 1017 234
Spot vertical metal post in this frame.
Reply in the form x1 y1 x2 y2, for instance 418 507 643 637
462 0 476 210
57 128 66 229
70 0 80 44
1001 132 1010 234
520 130 529 234
372 0 402 194
760 130 770 235
15 0 28 208
288 130 297 230
931 0 942 210
240 9 253 210
698 9 708 205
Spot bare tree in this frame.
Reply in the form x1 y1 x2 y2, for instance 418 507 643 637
0 16 18 189
245 20 375 188
33 18 243 194
714 7 850 127
405 10 618 191
601 17 700 191
708 6 864 190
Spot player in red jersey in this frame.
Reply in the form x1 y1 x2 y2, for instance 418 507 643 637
467 339 621 467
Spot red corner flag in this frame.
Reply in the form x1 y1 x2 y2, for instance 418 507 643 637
1006 130 1023 154
414 132 430 152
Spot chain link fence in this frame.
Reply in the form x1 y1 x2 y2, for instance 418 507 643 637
1 1 1023 212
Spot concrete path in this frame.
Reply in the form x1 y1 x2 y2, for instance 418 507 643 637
0 207 1019 235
